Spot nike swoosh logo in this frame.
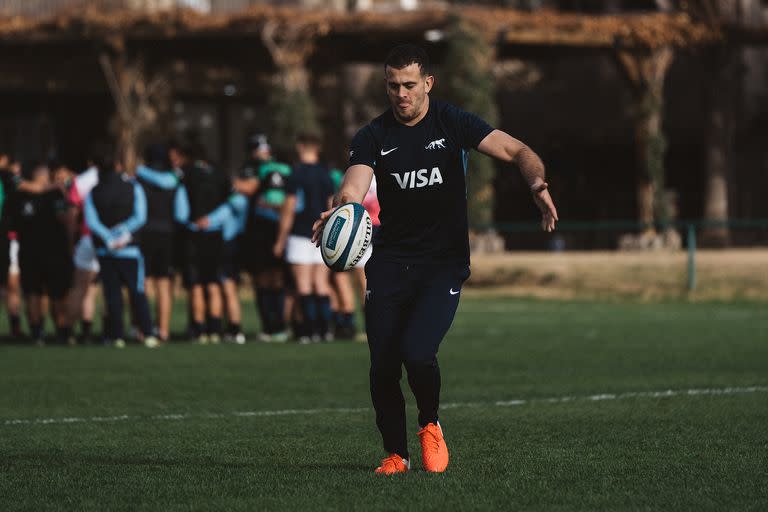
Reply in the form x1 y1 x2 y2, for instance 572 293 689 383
449 289 460 295
380 147 398 156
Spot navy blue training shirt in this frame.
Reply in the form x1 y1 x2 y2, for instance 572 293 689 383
348 98 494 265
285 163 335 238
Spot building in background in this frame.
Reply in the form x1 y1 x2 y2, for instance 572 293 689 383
0 0 766 249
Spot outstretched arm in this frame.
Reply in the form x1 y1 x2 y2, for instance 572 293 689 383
477 129 558 232
311 164 374 244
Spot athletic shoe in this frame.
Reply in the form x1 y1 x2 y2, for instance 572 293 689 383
234 332 246 345
196 334 210 345
270 331 288 343
418 422 449 472
374 454 410 475
257 332 272 343
209 334 221 345
114 339 126 349
297 336 312 345
144 336 160 349
355 332 368 343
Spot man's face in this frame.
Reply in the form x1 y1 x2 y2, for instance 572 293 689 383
0 155 8 169
169 148 185 169
253 147 271 162
32 166 51 185
385 63 434 124
53 166 73 186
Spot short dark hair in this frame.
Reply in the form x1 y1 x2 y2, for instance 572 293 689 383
384 44 431 76
296 132 322 147
86 141 115 171
143 143 171 170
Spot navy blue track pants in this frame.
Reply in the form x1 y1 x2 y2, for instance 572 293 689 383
364 256 470 459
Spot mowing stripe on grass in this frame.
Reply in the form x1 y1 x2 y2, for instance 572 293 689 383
3 385 767 428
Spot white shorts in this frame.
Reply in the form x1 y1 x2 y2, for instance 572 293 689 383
285 235 324 265
9 239 19 276
354 245 372 269
73 235 100 273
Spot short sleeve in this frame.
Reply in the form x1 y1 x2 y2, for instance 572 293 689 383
285 168 299 195
349 125 378 168
445 104 494 150
323 171 335 199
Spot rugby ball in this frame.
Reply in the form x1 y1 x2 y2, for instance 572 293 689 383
321 203 372 272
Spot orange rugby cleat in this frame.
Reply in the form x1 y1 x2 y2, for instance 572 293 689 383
418 422 449 472
374 454 411 475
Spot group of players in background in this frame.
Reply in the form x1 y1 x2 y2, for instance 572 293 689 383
0 132 380 347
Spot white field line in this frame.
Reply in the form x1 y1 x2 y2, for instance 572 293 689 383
3 385 767 428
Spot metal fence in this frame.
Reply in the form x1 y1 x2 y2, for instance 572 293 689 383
478 218 768 292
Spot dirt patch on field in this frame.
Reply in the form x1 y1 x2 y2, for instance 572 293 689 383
467 249 768 301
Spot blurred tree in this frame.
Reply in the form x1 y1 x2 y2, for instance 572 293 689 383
616 47 674 235
441 15 499 235
261 21 320 158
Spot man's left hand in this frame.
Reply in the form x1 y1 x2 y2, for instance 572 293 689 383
532 183 558 232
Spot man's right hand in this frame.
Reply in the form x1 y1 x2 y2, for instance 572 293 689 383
311 208 335 247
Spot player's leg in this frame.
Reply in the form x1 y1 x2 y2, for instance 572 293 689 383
185 233 207 342
81 276 98 342
222 277 243 343
71 235 100 342
221 239 243 343
331 271 356 339
197 232 224 342
400 263 470 472
118 255 155 347
311 263 333 341
364 257 413 467
98 257 125 344
153 233 175 342
291 263 314 343
7 239 22 338
156 277 172 342
49 258 75 345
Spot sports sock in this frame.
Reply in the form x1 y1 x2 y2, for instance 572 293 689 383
342 312 355 328
255 287 272 333
9 314 21 336
272 288 286 333
298 295 317 337
30 323 43 341
314 295 332 336
56 326 73 344
228 322 241 335
80 320 93 341
208 317 222 336
192 321 205 338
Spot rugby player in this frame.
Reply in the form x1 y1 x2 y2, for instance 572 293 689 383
15 162 76 345
85 155 157 348
235 136 291 342
176 143 231 343
136 143 188 343
0 150 22 338
312 45 558 474
273 133 335 343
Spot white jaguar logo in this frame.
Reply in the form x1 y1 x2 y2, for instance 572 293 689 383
425 138 446 150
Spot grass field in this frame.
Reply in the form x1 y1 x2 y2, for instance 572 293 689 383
1 297 767 511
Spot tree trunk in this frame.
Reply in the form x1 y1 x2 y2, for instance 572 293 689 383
701 47 736 247
617 47 674 232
